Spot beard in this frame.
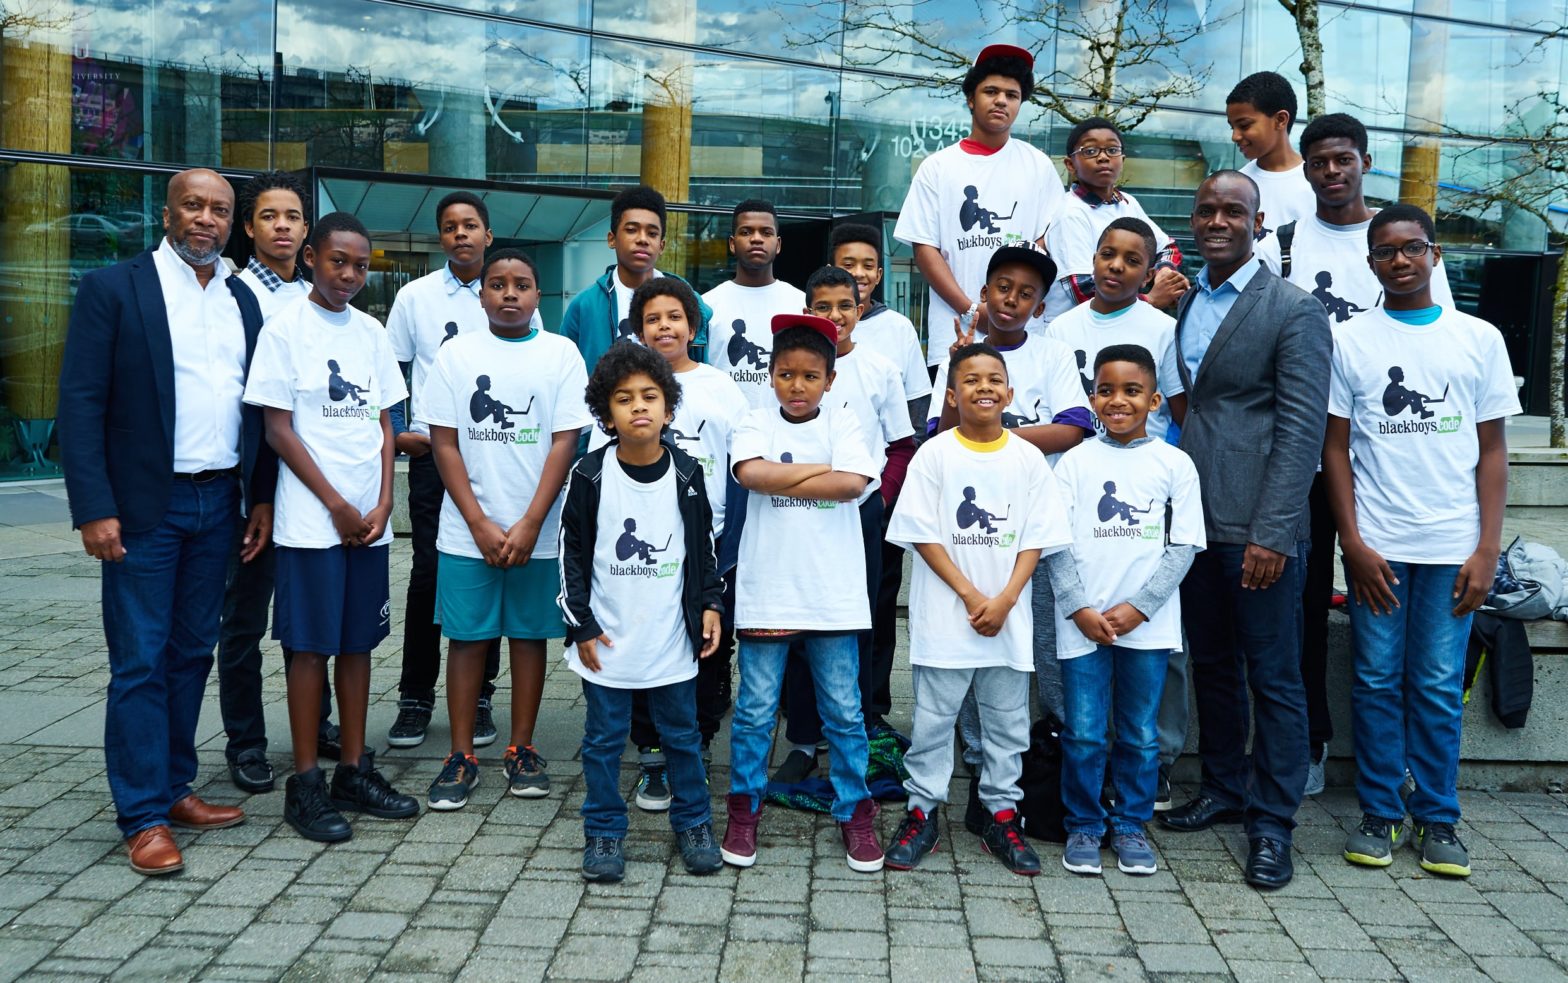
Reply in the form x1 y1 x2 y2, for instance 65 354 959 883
168 231 225 267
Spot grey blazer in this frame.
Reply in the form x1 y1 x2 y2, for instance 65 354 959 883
1174 262 1331 554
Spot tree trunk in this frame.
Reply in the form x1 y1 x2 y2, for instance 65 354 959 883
1291 0 1326 118
1551 242 1566 448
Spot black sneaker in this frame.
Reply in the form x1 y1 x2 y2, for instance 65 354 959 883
884 806 941 871
981 812 1041 876
229 749 274 794
285 767 351 843
387 698 433 748
770 748 817 785
473 697 497 749
676 822 723 875
503 745 550 798
316 722 342 762
964 772 984 836
331 751 419 819
582 836 625 882
635 762 673 812
1153 765 1172 813
428 752 480 812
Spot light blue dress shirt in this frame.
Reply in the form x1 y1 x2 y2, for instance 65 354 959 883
1180 255 1261 384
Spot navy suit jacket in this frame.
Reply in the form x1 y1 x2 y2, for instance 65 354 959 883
57 247 279 534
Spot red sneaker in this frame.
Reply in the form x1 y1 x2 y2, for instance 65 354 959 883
840 798 885 872
721 793 761 867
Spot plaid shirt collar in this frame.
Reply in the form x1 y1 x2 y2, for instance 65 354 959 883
1070 182 1127 207
245 255 292 292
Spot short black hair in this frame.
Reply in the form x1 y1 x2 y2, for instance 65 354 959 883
583 340 682 433
1226 71 1298 130
805 264 860 306
611 185 667 234
480 246 539 285
771 325 835 374
1094 343 1157 388
732 199 777 230
1368 203 1436 245
307 211 369 250
1098 217 1157 264
1066 116 1120 154
829 223 882 267
1199 169 1261 215
435 190 489 230
962 54 1034 103
1299 112 1368 156
629 277 700 337
947 342 1007 387
237 170 309 229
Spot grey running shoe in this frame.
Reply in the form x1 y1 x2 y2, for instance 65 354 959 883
1304 746 1326 797
635 763 672 812
1062 831 1103 875
1416 821 1471 877
1113 830 1158 875
1344 814 1402 867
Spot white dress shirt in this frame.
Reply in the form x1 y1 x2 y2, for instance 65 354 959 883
152 236 247 472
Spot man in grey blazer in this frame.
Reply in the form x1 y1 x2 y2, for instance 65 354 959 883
1156 171 1331 890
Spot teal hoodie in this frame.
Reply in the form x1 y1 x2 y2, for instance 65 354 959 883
556 265 712 371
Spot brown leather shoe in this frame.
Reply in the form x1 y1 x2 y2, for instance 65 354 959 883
168 794 246 830
126 825 183 876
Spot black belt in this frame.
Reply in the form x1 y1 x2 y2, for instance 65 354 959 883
172 466 240 482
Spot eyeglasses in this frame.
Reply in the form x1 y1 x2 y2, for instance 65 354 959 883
810 301 858 316
1069 146 1124 160
1369 240 1437 262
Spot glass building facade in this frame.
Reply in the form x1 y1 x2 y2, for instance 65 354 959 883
0 0 1562 478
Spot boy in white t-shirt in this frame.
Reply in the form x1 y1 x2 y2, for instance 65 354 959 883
1324 206 1519 879
417 249 591 811
884 341 1071 875
721 315 885 873
1040 117 1187 326
559 342 726 883
1047 344 1204 877
705 199 806 409
894 44 1065 365
828 222 932 427
243 212 419 843
1226 71 1316 233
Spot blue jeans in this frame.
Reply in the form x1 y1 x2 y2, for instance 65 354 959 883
1181 542 1308 843
102 476 240 836
1060 646 1169 836
731 633 869 821
581 676 710 838
1345 561 1471 824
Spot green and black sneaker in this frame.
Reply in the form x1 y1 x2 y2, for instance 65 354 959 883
1415 821 1471 877
1344 813 1402 867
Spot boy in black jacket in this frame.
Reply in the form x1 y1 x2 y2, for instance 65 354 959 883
558 341 725 883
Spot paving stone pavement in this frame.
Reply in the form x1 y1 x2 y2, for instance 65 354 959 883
2 486 1568 981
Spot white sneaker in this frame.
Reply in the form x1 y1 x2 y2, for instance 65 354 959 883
1304 754 1325 797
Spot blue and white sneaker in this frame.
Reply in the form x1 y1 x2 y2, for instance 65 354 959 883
1062 832 1103 875
1113 829 1158 875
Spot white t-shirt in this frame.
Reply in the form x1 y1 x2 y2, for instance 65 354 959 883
703 279 807 409
1040 189 1174 327
1328 307 1521 565
856 307 933 401
565 452 695 689
1052 438 1206 659
1255 214 1455 324
236 266 309 323
1240 159 1318 233
928 334 1089 447
611 268 662 345
828 345 914 478
386 265 543 436
418 329 591 560
588 362 749 538
243 298 407 549
888 430 1070 670
731 404 879 631
1044 300 1184 440
894 139 1066 359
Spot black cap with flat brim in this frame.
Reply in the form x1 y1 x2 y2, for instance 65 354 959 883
986 245 1057 288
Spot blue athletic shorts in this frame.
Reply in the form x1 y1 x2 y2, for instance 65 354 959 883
273 544 391 656
435 552 566 642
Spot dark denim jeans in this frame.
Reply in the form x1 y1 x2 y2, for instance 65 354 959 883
1346 561 1471 824
102 476 239 836
1181 542 1308 844
1060 645 1169 836
581 676 709 838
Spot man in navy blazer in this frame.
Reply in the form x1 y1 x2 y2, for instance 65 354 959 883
57 168 279 876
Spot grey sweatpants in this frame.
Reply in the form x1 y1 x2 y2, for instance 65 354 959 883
905 664 1031 815
960 567 1060 767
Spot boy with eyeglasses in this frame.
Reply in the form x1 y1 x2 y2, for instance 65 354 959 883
1040 117 1187 327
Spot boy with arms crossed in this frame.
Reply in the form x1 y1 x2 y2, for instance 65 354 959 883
419 249 591 810
1048 345 1204 876
243 213 419 842
560 342 725 883
722 315 885 873
1324 206 1517 878
884 341 1070 875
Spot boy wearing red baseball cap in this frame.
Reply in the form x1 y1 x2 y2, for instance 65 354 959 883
721 314 886 873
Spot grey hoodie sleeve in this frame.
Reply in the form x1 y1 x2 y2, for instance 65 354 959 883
1045 549 1090 615
1127 544 1201 621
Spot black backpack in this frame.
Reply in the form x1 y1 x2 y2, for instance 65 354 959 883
1016 716 1067 843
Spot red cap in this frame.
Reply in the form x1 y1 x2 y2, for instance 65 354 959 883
976 43 1034 67
771 313 839 349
